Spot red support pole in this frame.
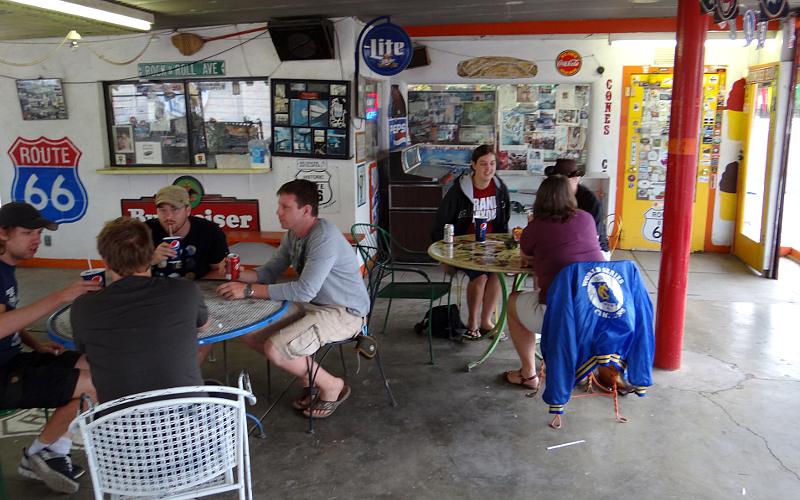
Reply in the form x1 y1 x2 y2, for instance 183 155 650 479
654 0 710 370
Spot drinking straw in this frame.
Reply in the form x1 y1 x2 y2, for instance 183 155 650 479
169 224 173 237
86 258 93 270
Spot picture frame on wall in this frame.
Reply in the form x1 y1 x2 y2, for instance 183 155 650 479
16 78 68 120
112 125 135 153
271 78 350 159
355 131 366 163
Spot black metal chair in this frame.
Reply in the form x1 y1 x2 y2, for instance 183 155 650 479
350 223 451 364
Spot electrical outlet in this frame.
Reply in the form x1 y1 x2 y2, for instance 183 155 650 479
44 235 52 246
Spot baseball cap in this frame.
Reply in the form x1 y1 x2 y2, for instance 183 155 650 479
0 202 58 230
544 159 585 178
155 185 190 208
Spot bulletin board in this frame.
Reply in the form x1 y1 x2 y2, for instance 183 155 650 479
497 83 590 173
271 79 351 159
407 87 496 145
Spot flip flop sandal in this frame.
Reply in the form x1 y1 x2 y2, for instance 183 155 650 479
292 386 320 411
503 370 540 394
462 329 484 341
302 385 351 419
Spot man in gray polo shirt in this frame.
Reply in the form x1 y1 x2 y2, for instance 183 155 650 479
216 179 369 419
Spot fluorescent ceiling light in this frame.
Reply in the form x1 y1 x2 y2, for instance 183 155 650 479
6 0 153 31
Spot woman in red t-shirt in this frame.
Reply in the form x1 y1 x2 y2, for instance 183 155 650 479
503 175 603 391
431 145 511 340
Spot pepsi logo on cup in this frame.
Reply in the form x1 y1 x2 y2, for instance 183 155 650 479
80 268 106 287
163 236 182 264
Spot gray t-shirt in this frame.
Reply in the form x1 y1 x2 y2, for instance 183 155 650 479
256 218 370 317
71 276 207 403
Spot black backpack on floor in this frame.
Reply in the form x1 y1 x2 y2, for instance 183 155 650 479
414 304 467 341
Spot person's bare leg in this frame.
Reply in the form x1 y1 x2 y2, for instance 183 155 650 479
506 292 537 380
466 274 487 332
480 273 502 331
39 367 95 443
263 340 344 417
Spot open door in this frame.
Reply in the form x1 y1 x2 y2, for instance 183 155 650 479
734 63 791 277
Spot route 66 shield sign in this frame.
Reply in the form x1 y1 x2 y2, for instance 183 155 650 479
8 137 88 224
295 168 334 207
642 207 664 243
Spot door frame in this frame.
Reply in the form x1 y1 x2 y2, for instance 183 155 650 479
734 62 792 278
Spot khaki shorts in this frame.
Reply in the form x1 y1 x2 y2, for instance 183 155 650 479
258 302 364 359
514 291 547 334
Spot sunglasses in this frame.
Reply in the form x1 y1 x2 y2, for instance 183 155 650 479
565 169 586 178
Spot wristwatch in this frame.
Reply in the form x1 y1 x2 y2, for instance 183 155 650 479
244 283 254 298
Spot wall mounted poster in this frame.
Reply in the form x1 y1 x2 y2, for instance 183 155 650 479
293 159 340 213
16 78 68 120
271 79 350 159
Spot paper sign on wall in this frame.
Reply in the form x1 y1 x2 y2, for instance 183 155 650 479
294 159 340 214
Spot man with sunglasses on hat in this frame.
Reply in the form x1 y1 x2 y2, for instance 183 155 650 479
544 159 610 260
0 202 101 494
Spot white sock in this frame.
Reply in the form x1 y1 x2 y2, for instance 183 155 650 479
27 438 48 456
48 437 72 455
27 436 72 456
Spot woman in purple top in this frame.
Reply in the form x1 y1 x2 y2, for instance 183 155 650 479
503 175 603 391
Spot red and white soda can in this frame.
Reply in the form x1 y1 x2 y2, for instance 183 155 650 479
225 254 240 281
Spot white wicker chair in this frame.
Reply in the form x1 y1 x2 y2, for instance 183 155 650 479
69 373 256 499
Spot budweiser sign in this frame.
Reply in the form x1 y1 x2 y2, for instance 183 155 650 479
556 50 582 77
121 194 260 232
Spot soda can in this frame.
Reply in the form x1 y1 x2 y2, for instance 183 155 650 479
80 268 106 287
163 236 182 264
444 224 455 244
474 217 488 243
225 253 241 281
512 226 523 242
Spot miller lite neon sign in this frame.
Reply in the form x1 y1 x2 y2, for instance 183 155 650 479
361 22 412 76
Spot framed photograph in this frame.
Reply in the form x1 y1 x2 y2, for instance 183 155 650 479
271 79 350 159
16 78 68 120
355 131 366 163
357 163 366 207
112 125 134 153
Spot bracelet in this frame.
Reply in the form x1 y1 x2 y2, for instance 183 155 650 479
244 283 254 298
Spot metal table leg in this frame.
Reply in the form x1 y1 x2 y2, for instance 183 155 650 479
465 273 526 372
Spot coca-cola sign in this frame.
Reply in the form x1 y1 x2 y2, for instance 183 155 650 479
556 50 582 77
121 194 260 232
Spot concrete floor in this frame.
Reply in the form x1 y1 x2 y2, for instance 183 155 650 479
2 252 799 499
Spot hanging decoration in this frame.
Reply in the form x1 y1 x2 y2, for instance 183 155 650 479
743 9 757 46
714 0 739 24
700 0 716 13
758 0 789 19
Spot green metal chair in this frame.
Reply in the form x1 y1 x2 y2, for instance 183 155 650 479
351 223 451 364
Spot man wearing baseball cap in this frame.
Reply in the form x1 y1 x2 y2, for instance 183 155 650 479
545 159 610 258
147 185 229 279
0 202 101 494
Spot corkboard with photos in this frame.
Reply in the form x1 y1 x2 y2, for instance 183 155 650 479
498 83 590 173
271 79 350 159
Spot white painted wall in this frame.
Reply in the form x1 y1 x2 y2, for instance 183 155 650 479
0 19 383 261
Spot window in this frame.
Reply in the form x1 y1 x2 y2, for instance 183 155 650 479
104 78 270 167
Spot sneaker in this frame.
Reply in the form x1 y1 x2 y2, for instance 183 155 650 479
19 448 80 494
19 450 85 481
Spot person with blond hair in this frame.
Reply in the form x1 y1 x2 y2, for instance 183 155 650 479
0 202 101 494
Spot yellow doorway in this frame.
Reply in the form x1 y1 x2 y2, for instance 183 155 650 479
615 66 725 251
